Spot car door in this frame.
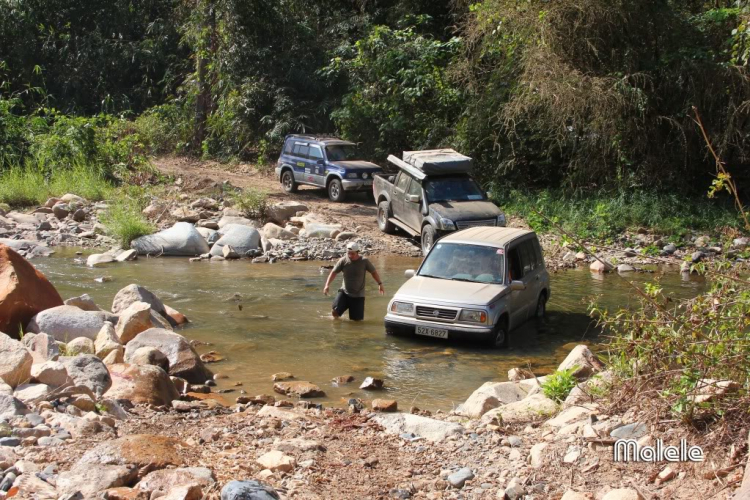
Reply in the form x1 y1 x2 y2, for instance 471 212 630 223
392 172 413 227
307 144 326 186
519 239 543 319
291 142 310 183
404 176 424 230
505 241 535 328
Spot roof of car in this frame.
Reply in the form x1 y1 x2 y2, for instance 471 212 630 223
286 134 354 146
440 227 533 247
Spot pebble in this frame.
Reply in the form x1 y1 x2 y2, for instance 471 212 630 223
0 437 20 447
447 467 474 489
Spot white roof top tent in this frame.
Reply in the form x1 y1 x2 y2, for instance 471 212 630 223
386 149 473 180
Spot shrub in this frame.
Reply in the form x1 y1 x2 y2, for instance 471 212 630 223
541 368 578 403
229 188 268 220
100 200 155 249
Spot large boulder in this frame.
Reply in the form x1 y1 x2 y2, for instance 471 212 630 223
115 301 154 344
0 394 28 418
63 355 112 397
221 480 280 500
130 222 209 256
63 293 100 311
210 224 261 257
57 464 137 498
0 333 33 388
304 223 342 239
266 201 308 225
480 393 558 425
105 364 179 406
111 284 167 318
0 244 63 337
460 381 529 418
371 413 464 442
217 216 255 229
137 468 215 498
26 305 116 341
557 345 606 380
30 361 69 387
95 322 122 359
262 223 297 241
123 329 212 383
22 332 60 362
78 434 190 468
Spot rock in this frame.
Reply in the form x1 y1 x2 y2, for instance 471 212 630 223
0 333 33 388
217 215 256 229
27 305 115 341
64 293 100 311
0 244 64 336
123 328 212 383
30 361 68 387
164 304 189 325
272 372 294 381
10 471 58 498
371 413 464 442
557 345 605 379
111 284 168 319
23 332 60 363
257 405 306 421
57 463 138 498
663 243 677 254
372 399 398 412
115 301 154 344
87 253 115 268
529 442 549 467
78 434 189 468
13 382 51 402
0 447 17 469
508 368 535 381
131 222 209 256
102 347 125 365
601 489 644 500
262 223 297 240
220 480 280 500
137 467 215 498
52 204 70 219
480 393 558 425
105 363 178 406
691 378 740 404
63 354 112 397
115 249 138 262
617 264 636 273
331 375 354 385
61 193 85 204
274 438 324 453
0 394 28 418
561 490 595 500
67 336 95 355
589 260 612 273
196 227 220 245
304 223 342 239
257 450 296 472
335 232 357 242
610 422 648 440
211 224 261 257
223 245 240 259
129 346 169 371
691 251 705 263
190 198 219 210
273 381 325 398
447 467 474 489
732 237 749 249
72 208 87 222
95 322 121 359
460 381 529 418
359 377 384 390
171 207 201 223
5 211 43 224
266 201 308 225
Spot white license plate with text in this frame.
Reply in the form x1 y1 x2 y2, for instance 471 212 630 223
415 326 449 339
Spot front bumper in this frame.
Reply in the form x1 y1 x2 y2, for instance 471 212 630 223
342 179 374 191
384 314 493 340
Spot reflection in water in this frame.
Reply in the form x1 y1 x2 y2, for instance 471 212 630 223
34 249 706 411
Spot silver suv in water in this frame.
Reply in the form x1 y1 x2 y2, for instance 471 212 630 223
384 227 549 348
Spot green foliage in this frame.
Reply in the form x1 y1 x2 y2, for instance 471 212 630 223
100 199 155 249
541 368 578 403
229 188 268 221
0 166 47 206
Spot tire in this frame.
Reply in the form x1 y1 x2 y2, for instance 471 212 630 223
281 170 298 193
486 319 509 349
328 178 346 202
421 224 436 255
535 292 547 318
378 201 396 234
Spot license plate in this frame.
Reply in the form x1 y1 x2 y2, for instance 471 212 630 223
416 326 449 339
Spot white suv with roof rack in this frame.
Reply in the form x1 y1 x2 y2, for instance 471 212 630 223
384 227 549 348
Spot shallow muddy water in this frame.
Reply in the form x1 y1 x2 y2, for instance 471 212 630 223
34 250 707 411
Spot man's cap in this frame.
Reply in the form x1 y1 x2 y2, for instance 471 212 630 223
346 242 361 252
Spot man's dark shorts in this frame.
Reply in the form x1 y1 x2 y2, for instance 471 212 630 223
332 290 365 321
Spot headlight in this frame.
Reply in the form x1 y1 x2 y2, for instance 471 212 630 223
362 172 369 179
390 301 414 315
438 216 456 230
346 173 358 179
497 214 507 227
459 309 487 323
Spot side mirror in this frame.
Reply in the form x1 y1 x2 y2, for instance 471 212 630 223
317 159 325 166
485 191 490 199
404 269 415 278
407 194 420 203
510 280 526 291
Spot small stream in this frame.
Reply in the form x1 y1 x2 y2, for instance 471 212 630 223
34 250 707 411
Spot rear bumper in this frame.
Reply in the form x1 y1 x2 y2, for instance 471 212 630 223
384 315 492 340
342 179 374 191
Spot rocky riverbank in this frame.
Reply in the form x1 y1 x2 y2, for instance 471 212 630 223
0 242 747 499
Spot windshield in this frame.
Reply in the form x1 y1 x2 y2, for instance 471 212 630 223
325 145 361 161
423 176 485 203
419 242 505 284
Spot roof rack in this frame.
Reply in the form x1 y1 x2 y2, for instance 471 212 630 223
286 133 344 141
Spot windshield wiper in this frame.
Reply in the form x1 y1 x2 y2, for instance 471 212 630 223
450 277 477 283
418 274 447 280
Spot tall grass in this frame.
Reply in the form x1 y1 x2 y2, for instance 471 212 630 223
0 163 114 207
0 166 47 206
493 188 743 241
99 200 155 249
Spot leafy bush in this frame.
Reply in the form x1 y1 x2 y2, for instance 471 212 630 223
229 188 268 220
100 200 155 249
541 368 578 403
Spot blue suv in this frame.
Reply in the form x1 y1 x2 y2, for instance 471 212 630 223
275 135 383 202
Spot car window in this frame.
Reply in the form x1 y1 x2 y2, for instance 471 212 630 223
309 145 324 160
325 144 360 161
407 178 422 198
424 176 484 203
418 242 504 284
292 144 310 159
395 172 411 192
283 140 294 155
532 237 544 268
507 246 523 281
520 240 536 275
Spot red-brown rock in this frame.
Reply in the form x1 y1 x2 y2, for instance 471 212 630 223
0 244 63 338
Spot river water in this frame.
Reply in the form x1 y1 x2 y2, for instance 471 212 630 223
34 250 706 411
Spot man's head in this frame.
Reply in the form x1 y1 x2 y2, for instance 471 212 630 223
347 242 361 260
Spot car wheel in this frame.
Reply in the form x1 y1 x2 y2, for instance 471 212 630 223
378 201 396 234
535 293 547 318
328 178 346 202
421 224 436 255
486 320 509 349
281 171 298 193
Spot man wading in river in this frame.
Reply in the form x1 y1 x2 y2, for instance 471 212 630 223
323 242 384 320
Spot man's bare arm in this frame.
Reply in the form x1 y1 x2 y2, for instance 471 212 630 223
323 270 338 295
370 270 385 295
